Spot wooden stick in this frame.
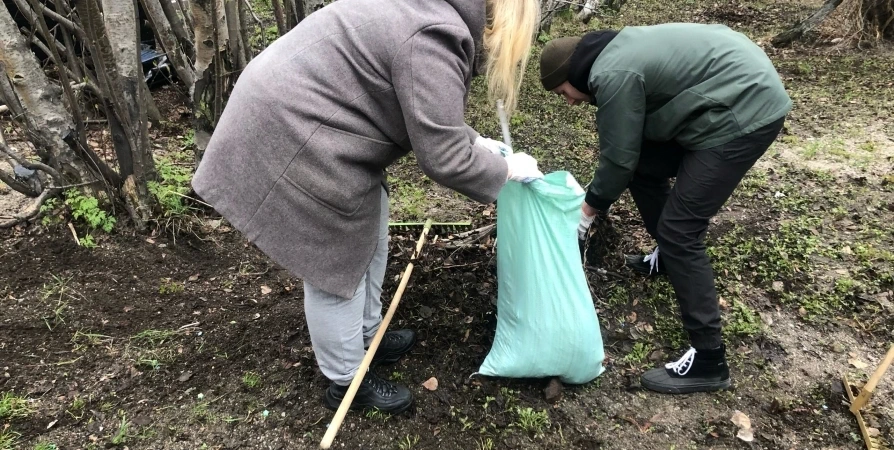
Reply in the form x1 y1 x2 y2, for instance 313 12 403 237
850 344 894 413
319 218 433 449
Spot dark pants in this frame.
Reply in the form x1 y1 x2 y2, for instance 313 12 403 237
628 117 785 349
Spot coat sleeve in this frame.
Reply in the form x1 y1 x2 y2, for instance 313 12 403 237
392 25 509 204
584 70 647 212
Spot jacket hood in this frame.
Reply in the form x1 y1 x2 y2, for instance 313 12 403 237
567 30 619 98
443 0 486 75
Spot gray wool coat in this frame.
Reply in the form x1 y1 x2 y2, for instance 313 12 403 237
192 0 509 298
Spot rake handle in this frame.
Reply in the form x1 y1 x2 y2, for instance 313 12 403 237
320 219 433 449
850 344 894 414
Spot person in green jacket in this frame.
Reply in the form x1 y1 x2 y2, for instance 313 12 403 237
539 23 792 394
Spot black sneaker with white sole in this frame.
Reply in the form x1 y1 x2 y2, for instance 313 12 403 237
324 370 413 414
368 329 415 366
640 345 731 394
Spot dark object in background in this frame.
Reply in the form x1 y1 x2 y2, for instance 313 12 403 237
140 41 174 87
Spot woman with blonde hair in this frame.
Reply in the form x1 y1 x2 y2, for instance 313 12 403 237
192 0 543 414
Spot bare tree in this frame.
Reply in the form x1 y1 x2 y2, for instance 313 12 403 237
100 0 157 229
141 0 196 86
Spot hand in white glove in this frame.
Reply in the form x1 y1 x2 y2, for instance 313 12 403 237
578 209 596 240
476 136 513 157
505 152 544 183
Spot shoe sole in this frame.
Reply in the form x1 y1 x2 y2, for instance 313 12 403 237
641 378 732 394
323 391 413 415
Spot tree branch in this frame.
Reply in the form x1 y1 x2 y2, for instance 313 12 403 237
11 0 87 40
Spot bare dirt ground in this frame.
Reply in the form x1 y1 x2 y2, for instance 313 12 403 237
2 0 894 449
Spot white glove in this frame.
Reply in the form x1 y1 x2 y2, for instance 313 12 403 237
476 136 513 157
505 152 544 183
578 209 596 240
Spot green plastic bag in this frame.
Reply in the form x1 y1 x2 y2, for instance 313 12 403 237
478 171 606 384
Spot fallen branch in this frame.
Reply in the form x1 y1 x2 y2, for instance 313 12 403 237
0 128 63 228
771 0 845 47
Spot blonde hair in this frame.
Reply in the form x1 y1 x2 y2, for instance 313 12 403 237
483 0 541 115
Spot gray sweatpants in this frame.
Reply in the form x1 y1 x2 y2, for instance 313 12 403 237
303 188 388 386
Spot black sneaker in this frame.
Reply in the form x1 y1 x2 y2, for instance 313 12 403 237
625 246 665 276
368 329 415 366
324 370 413 414
640 345 731 394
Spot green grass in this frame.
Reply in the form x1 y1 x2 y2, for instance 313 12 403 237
514 406 550 435
242 371 261 388
0 392 33 420
0 429 20 450
397 434 420 450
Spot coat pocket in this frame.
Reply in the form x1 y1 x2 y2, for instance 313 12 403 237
282 125 390 217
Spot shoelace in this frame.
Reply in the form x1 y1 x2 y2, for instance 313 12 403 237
643 246 660 274
665 347 697 376
365 372 398 396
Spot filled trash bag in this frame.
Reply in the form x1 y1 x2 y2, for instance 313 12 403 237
478 171 605 384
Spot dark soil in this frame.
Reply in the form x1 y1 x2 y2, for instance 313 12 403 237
3 0 894 448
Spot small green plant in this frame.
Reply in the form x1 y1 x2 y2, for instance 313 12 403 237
64 189 116 233
33 441 58 450
364 408 390 422
110 413 131 445
139 359 161 370
476 437 495 450
397 434 419 450
40 197 63 227
67 395 87 420
390 371 404 382
148 156 194 217
458 415 474 431
723 300 763 339
514 406 550 435
0 392 33 420
131 329 177 346
0 429 21 450
158 278 184 295
242 371 261 388
622 342 652 364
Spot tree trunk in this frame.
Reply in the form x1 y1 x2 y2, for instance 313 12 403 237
191 0 223 160
0 4 95 184
224 0 245 72
575 0 601 23
140 0 196 87
772 0 845 47
303 0 325 19
101 0 156 230
271 0 287 36
237 0 253 62
159 0 196 61
53 0 84 81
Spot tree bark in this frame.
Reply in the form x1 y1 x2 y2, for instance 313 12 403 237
237 0 253 63
140 0 196 86
772 0 845 47
0 4 95 185
303 0 325 19
191 0 222 160
53 0 84 81
158 0 196 61
224 0 245 72
575 0 601 23
100 0 156 229
270 0 287 36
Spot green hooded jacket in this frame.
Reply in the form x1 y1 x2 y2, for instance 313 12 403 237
584 23 792 211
